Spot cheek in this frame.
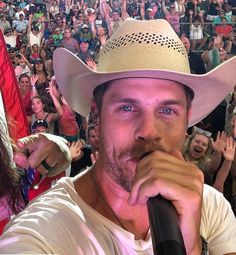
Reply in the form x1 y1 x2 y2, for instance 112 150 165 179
99 117 133 156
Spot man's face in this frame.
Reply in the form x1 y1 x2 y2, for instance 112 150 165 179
97 78 189 192
112 12 120 21
64 29 71 38
80 42 89 52
33 126 48 134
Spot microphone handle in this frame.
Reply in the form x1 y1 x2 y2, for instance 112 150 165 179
147 195 187 255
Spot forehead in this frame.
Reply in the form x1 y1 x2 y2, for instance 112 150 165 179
89 129 96 135
103 78 187 104
32 98 42 103
35 126 47 132
193 133 209 143
20 77 29 82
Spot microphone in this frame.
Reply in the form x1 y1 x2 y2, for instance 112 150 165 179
141 152 187 255
147 195 186 255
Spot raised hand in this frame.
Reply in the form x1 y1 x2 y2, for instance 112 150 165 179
222 136 236 162
213 34 223 48
88 13 96 23
90 151 99 164
15 66 23 76
211 131 227 154
86 59 97 70
69 140 84 161
30 74 39 86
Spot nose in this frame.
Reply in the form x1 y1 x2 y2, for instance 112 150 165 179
135 112 162 144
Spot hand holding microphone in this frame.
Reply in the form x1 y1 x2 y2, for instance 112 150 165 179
140 151 186 255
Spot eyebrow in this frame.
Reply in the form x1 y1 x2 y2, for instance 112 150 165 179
110 96 185 107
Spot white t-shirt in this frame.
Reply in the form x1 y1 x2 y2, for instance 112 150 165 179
190 24 204 40
28 30 43 47
0 178 235 255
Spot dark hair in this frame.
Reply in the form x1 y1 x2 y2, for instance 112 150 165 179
19 73 30 83
33 59 48 77
93 80 193 113
0 121 23 214
93 81 112 112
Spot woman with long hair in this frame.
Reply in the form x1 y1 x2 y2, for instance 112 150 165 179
18 73 34 118
32 58 55 112
39 48 53 78
30 95 59 134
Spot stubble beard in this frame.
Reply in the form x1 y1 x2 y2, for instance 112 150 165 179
99 132 134 193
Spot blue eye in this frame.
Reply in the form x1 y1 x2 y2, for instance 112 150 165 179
160 107 175 115
121 105 133 112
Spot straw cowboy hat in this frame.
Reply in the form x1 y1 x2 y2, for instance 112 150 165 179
53 19 236 127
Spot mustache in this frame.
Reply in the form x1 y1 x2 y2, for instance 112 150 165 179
120 141 168 161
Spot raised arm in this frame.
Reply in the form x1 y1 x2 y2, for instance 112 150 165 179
121 0 129 19
27 13 33 35
46 79 63 117
161 0 169 16
30 74 40 98
213 136 235 192
205 131 227 173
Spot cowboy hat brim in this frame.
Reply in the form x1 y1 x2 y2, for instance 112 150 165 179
53 48 236 127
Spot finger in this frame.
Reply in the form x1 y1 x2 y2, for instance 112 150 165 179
129 152 202 205
134 177 201 206
17 133 71 176
13 151 29 169
17 134 39 153
129 163 203 206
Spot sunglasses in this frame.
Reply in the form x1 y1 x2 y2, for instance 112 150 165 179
34 59 43 64
193 126 212 138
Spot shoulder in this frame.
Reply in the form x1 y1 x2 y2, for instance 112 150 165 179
0 178 88 254
2 178 80 234
201 185 236 253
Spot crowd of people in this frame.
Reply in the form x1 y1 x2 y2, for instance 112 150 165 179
0 16 235 253
0 0 236 252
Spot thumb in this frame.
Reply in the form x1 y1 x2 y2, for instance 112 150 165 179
17 134 40 153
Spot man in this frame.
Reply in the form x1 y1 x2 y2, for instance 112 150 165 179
180 34 206 74
31 119 49 134
76 39 97 64
12 13 28 33
213 9 232 25
61 28 79 54
1 19 236 254
27 14 45 47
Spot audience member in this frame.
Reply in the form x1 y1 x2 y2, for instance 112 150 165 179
30 95 59 133
61 27 79 53
47 77 79 142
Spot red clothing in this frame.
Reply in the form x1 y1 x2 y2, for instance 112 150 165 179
0 218 9 235
59 104 79 136
215 24 233 37
21 90 33 116
28 172 65 201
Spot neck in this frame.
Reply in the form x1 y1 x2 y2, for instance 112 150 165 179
77 163 150 240
36 111 45 119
